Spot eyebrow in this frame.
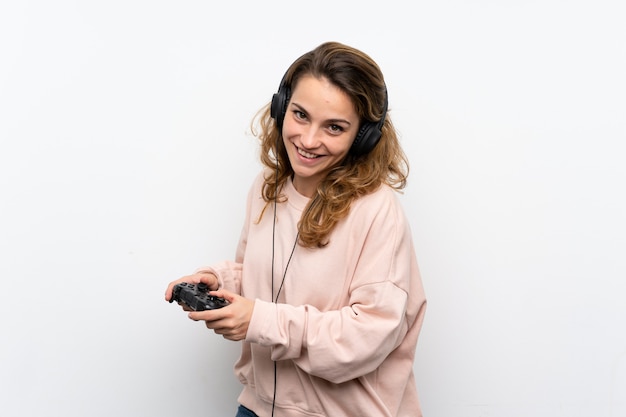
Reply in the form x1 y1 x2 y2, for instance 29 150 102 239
291 102 353 127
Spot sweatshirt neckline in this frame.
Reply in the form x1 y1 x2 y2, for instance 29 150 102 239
285 177 311 212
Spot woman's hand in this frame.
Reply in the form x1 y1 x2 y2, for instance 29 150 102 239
164 271 219 308
188 289 254 341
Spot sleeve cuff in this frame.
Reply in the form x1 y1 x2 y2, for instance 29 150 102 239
246 299 275 344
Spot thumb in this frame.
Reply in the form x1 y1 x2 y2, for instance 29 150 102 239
210 289 237 303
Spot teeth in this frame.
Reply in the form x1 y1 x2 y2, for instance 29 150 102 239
297 147 319 159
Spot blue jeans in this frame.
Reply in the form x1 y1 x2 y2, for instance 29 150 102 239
236 404 259 417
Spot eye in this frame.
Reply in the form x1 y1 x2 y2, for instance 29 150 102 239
293 110 307 120
328 124 345 134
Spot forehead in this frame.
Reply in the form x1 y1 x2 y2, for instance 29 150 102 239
290 75 358 121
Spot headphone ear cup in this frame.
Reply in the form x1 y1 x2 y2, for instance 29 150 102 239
270 86 290 130
351 122 381 156
351 87 388 156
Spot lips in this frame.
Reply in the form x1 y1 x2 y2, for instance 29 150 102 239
297 147 320 159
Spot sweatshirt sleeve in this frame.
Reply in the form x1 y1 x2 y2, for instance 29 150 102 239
248 282 410 383
193 172 261 295
245 189 425 384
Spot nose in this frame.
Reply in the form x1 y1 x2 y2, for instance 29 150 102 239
299 125 321 150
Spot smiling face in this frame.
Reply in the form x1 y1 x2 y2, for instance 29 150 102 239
281 75 360 198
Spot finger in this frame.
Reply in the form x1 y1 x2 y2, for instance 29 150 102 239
209 324 235 340
216 328 244 342
164 277 188 301
188 309 223 322
209 289 236 303
206 321 227 333
164 272 218 301
195 271 219 291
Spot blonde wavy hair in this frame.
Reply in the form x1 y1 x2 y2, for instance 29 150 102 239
251 41 409 248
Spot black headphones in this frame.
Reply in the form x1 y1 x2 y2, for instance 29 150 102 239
270 74 388 156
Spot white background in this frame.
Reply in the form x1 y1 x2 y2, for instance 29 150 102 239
1 1 625 416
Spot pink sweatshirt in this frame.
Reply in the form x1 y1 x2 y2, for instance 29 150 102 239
203 171 426 417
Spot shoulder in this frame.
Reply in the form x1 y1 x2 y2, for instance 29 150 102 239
252 169 270 188
348 185 409 230
242 170 271 210
247 169 271 196
353 185 404 214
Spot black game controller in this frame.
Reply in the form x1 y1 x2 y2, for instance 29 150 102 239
170 282 229 311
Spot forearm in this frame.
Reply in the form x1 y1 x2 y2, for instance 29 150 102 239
195 260 243 295
246 281 409 384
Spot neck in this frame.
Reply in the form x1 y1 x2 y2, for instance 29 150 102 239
291 177 318 198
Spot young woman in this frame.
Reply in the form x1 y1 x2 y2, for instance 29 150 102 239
165 41 427 417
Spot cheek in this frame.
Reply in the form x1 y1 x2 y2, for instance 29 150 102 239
281 117 298 139
329 134 356 156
